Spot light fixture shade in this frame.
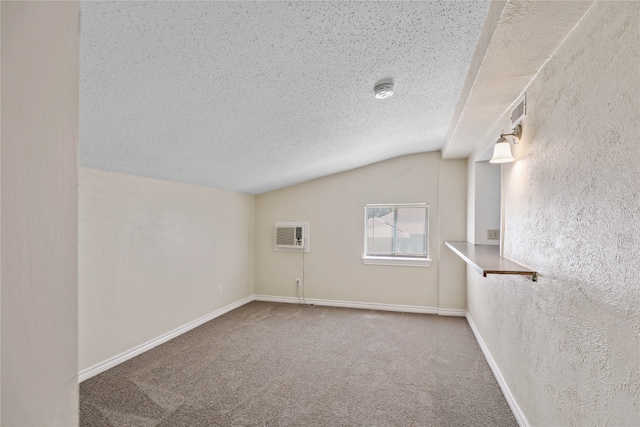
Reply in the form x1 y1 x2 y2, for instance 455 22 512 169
490 141 515 163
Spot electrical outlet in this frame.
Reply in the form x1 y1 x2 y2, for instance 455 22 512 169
218 287 223 296
487 229 500 240
296 278 301 287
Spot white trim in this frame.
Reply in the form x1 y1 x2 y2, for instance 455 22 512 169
78 295 254 383
362 256 432 267
256 296 465 318
365 203 428 207
254 295 445 315
465 313 529 427
437 308 466 317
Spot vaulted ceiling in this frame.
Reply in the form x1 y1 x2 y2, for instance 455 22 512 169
80 1 593 194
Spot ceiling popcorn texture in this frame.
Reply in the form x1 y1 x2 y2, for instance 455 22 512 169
80 1 490 194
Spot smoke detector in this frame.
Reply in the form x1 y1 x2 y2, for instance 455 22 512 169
374 82 394 99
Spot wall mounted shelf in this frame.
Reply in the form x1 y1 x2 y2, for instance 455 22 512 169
445 241 538 282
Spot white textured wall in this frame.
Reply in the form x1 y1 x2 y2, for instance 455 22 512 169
79 168 255 372
1 2 79 424
255 153 467 310
467 2 640 425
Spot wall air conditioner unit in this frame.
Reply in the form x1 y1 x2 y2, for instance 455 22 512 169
274 222 309 252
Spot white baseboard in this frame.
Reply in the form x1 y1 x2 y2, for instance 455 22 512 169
437 308 466 317
465 313 529 427
254 294 465 316
78 295 254 383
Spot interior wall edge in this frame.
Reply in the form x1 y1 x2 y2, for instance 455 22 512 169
1 1 79 424
465 313 529 427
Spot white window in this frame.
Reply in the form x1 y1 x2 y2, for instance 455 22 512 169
362 204 430 267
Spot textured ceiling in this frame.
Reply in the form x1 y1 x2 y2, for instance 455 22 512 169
80 1 490 194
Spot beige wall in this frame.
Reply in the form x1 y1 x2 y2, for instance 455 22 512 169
255 153 467 310
467 2 640 425
79 168 255 372
1 2 79 425
473 161 501 246
437 158 467 310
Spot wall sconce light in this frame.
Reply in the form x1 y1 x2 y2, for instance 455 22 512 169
490 125 522 163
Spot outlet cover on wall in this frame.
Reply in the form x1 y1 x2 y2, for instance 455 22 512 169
218 287 223 296
487 229 500 240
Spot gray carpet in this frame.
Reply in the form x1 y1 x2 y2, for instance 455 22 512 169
80 301 517 426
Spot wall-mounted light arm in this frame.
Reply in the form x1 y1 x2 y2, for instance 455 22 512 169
500 124 522 144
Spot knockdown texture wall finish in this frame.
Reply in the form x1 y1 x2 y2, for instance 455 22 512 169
79 168 255 372
468 2 639 425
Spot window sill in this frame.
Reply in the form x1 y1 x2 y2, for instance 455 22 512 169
362 256 432 267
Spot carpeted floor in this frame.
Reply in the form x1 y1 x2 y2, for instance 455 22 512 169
80 301 517 426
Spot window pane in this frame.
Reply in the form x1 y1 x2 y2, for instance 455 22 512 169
365 205 428 258
394 207 426 256
366 207 394 255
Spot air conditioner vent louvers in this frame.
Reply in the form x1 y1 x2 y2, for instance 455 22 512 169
511 96 526 125
276 227 296 246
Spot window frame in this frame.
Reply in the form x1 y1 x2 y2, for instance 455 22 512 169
362 203 431 267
